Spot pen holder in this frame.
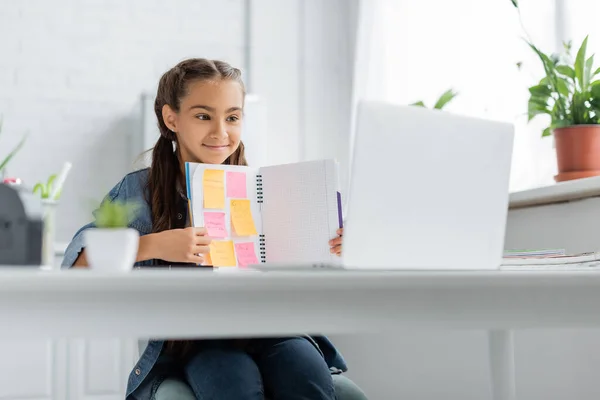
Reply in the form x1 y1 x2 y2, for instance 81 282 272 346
41 199 58 269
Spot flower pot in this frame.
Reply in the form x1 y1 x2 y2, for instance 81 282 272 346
554 170 600 182
84 228 139 272
554 125 600 181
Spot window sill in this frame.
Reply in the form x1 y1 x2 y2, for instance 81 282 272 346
509 176 600 209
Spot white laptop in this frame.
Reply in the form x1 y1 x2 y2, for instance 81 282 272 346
341 100 514 270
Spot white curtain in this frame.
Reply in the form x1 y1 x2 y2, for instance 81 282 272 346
350 0 560 192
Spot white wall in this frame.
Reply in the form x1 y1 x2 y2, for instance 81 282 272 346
0 0 245 241
250 0 356 178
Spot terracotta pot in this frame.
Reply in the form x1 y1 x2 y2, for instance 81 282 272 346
553 125 600 181
555 170 600 182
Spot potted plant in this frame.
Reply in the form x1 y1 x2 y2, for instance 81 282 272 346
511 0 600 181
31 163 73 268
33 173 60 267
0 119 27 180
84 199 141 272
33 174 58 199
410 88 458 110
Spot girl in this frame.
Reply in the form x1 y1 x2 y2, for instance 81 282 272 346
62 58 353 400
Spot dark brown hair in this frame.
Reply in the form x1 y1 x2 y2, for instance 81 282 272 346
149 58 246 359
148 58 247 234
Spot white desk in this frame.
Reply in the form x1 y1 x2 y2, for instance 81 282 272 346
3 268 597 400
4 268 600 337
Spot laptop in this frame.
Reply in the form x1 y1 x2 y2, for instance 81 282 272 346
340 100 514 270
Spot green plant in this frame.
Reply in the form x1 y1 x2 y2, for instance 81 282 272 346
94 199 141 229
511 0 600 136
0 118 27 174
410 89 458 110
33 174 58 199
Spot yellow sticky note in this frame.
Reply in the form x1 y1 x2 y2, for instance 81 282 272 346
203 169 225 209
230 199 258 236
209 240 236 267
203 251 212 266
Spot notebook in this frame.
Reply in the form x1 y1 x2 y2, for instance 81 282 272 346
184 159 344 268
503 248 566 258
501 251 600 266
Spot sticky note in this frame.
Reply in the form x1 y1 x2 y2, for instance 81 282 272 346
230 199 258 236
227 171 247 198
203 251 212 266
203 169 225 209
209 240 236 267
235 242 259 267
204 212 228 238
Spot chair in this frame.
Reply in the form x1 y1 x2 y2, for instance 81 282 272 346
138 340 368 400
154 374 368 400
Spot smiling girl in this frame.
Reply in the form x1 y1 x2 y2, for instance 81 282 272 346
62 58 351 399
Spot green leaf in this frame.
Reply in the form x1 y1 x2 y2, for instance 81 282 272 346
410 101 426 107
528 96 551 121
542 127 552 137
539 76 550 86
556 78 571 97
594 67 600 77
526 40 568 117
584 55 595 90
564 40 573 54
575 36 589 90
591 81 600 98
510 0 518 8
557 65 576 79
33 183 45 198
570 91 589 124
46 174 56 197
528 84 552 97
551 119 573 129
433 89 458 110
94 199 142 229
529 98 550 111
0 134 27 173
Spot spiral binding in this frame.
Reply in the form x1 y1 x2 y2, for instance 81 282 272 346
257 173 265 262
259 234 266 263
256 174 263 203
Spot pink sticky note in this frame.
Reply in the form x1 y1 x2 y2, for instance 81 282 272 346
227 171 247 198
235 242 259 267
204 212 228 238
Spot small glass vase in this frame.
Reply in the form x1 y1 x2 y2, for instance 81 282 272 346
41 199 58 269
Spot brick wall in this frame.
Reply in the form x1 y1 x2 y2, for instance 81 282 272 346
0 0 245 241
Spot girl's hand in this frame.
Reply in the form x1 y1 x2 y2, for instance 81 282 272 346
153 227 212 263
329 228 343 257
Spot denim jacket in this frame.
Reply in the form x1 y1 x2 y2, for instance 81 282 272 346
61 168 348 399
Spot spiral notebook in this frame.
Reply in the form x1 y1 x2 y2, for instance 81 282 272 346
185 159 343 268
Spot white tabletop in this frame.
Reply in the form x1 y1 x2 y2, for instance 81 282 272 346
1 268 600 339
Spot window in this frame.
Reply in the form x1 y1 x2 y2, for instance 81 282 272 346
353 0 561 191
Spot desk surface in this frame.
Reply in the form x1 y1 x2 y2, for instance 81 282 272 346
2 268 600 338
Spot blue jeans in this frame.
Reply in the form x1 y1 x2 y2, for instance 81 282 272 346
184 337 335 400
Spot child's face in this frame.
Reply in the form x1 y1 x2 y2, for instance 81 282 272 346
164 79 244 165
